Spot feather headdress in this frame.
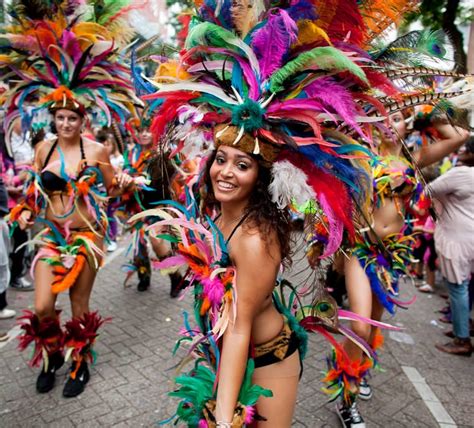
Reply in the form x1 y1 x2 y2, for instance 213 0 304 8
0 0 142 141
136 1 413 256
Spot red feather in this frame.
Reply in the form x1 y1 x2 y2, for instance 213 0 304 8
147 92 199 142
282 151 355 241
17 310 63 367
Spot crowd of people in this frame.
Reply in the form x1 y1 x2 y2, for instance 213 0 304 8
0 1 473 427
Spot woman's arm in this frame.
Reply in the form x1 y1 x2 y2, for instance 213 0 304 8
413 118 469 168
93 142 134 197
215 231 280 424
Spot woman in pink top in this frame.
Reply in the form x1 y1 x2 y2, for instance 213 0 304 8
429 137 474 356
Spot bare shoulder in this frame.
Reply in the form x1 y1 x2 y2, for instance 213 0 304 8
82 137 107 159
231 225 280 268
34 139 54 164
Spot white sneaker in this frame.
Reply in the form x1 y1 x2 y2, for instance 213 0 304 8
336 401 366 428
107 241 118 252
0 308 17 319
358 378 373 400
418 283 434 293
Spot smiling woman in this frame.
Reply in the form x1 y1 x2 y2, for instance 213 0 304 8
195 130 299 427
211 146 259 206
3 3 140 400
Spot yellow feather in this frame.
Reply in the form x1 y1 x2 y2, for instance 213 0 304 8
72 22 112 42
293 20 332 47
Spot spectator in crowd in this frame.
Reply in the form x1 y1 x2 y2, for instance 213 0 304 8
4 119 34 291
430 137 474 356
0 170 16 325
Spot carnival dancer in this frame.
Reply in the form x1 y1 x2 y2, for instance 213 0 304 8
332 107 469 425
2 2 141 397
127 0 428 424
120 117 184 295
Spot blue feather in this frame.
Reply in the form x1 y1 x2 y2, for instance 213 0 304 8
199 0 233 30
36 218 67 246
131 48 156 96
287 0 319 21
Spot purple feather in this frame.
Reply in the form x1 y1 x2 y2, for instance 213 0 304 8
338 324 377 360
251 9 298 80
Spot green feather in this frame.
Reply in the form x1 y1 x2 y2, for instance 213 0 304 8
238 360 273 405
269 46 368 93
186 22 240 50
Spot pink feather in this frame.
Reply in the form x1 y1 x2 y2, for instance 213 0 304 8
60 30 82 63
318 193 344 257
304 77 365 138
338 310 403 330
244 406 256 424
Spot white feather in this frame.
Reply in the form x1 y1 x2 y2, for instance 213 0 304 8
269 161 316 209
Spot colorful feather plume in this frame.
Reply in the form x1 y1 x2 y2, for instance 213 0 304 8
64 311 110 376
30 221 105 294
17 310 64 369
0 0 141 137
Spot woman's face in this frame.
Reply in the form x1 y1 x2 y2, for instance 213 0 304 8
103 136 115 156
54 109 83 139
139 128 152 146
389 111 408 140
210 145 259 205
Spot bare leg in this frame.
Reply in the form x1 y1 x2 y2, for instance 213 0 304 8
34 260 58 320
426 268 436 288
343 255 373 359
150 234 171 259
252 352 300 427
368 296 385 346
69 238 103 318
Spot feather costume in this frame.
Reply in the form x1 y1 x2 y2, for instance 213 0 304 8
29 221 105 294
130 0 471 421
130 200 401 425
63 311 110 378
18 310 64 370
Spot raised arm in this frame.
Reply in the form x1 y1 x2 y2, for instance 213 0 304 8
215 231 280 424
413 118 469 169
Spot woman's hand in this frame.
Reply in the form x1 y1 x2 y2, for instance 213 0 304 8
307 243 323 269
17 210 34 230
115 172 135 191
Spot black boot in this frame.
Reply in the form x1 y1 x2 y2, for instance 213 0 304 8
36 351 64 393
63 360 90 398
137 275 151 292
169 272 183 298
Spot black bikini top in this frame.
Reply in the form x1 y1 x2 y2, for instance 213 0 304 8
41 139 86 193
214 212 250 244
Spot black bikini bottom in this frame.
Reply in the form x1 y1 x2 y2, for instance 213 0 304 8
253 320 299 369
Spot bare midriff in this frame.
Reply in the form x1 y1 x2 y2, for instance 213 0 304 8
368 197 405 240
45 195 101 232
252 295 285 345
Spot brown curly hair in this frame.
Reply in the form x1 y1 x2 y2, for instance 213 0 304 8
200 150 294 267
